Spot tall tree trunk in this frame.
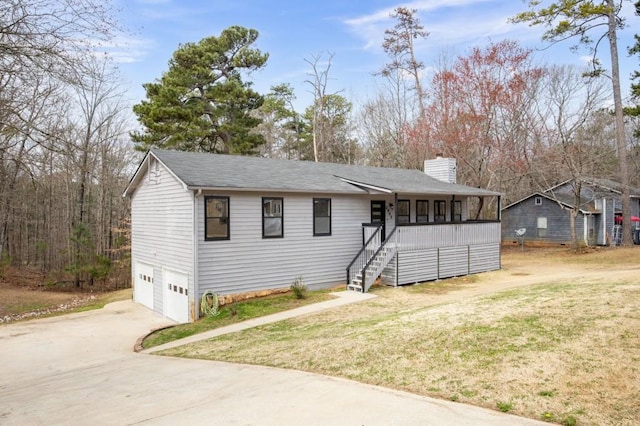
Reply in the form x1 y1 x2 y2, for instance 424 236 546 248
0 138 28 261
607 0 631 245
74 139 90 287
569 209 578 250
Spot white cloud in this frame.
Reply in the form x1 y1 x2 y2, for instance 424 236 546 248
343 0 518 52
85 34 155 64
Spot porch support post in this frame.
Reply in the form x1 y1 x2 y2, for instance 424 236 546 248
394 192 398 226
451 195 455 222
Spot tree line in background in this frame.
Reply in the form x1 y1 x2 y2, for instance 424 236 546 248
2 0 640 286
0 0 133 287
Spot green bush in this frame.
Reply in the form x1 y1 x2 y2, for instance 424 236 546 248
497 401 513 412
290 276 307 299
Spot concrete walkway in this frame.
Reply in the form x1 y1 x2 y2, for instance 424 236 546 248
0 295 549 425
143 290 377 353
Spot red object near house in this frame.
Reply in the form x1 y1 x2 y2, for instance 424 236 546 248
614 216 640 222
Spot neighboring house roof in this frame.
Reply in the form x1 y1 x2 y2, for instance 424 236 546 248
545 177 640 198
502 192 594 214
550 193 599 213
124 149 501 197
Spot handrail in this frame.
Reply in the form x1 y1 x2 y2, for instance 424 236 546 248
361 226 399 292
347 221 499 291
346 223 383 285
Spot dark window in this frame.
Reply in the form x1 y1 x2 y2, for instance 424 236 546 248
453 200 462 222
417 200 429 223
313 198 331 236
434 200 446 223
535 196 542 206
397 200 410 224
262 197 283 238
205 196 229 240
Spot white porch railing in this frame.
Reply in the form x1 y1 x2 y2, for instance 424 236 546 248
346 221 501 292
393 221 500 251
362 223 382 246
346 224 383 288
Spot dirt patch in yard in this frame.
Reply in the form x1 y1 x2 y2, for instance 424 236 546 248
0 266 130 323
160 246 640 426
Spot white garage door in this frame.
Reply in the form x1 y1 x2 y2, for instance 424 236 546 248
134 262 154 311
163 269 189 323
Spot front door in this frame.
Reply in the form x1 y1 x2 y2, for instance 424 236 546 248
371 200 386 241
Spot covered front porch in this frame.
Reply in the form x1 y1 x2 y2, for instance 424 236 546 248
346 192 501 292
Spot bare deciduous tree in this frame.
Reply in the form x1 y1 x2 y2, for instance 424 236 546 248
380 7 429 118
529 65 613 248
304 52 342 162
359 69 412 167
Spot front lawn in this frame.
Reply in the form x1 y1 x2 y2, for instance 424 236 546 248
142 290 333 348
156 247 640 425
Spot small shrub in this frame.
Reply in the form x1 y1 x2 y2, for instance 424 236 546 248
562 415 577 426
228 302 238 316
290 276 307 299
497 401 513 412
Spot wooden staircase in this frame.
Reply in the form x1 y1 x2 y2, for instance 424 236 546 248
346 226 398 293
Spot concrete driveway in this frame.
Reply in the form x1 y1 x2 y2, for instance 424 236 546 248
0 300 548 425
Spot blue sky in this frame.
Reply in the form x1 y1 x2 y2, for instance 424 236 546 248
113 0 640 113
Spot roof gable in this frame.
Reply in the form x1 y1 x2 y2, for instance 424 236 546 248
546 177 640 198
502 192 595 213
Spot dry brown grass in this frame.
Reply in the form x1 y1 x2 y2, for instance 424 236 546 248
0 265 132 322
0 288 85 318
0 287 132 322
160 246 640 425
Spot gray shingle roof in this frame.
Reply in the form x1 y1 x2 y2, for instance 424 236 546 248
582 177 640 197
132 149 500 197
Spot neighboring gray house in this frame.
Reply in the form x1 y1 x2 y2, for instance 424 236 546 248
502 178 640 246
124 149 502 323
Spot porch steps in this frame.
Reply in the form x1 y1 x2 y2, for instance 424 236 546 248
347 276 363 292
347 245 397 293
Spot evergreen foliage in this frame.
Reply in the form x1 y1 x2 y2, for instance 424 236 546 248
627 1 640 133
132 26 269 154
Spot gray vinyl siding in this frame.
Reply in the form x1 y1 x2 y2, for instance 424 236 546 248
383 243 501 286
196 192 376 295
397 249 438 284
469 243 501 273
438 246 469 278
131 163 194 315
378 224 501 286
502 196 580 245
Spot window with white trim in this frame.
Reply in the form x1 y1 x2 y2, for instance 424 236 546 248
537 217 547 237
